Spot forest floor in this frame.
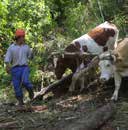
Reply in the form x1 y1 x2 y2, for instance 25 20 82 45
0 84 128 130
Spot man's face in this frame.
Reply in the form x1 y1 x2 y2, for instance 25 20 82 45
17 36 25 44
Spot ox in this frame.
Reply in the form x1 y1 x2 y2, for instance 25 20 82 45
99 38 128 101
54 21 119 92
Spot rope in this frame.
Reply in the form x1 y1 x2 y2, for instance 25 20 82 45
97 0 105 22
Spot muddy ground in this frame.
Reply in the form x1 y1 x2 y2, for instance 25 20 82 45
0 83 128 130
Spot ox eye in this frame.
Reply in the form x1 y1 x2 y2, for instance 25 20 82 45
106 64 110 67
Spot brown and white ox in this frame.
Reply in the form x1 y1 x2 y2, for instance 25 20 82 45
99 38 128 101
54 21 119 92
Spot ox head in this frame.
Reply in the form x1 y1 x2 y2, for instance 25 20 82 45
54 43 81 79
98 51 117 82
54 55 68 79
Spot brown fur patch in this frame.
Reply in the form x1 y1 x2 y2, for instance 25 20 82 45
65 41 88 52
65 44 80 52
88 27 115 46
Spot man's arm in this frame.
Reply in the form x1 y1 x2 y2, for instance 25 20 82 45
4 47 12 74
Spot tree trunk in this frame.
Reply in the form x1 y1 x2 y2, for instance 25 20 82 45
0 121 19 129
62 102 116 130
33 74 73 101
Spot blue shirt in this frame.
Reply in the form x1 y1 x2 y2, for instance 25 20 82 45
4 43 32 67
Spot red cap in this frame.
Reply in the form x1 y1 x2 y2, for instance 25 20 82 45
15 29 25 37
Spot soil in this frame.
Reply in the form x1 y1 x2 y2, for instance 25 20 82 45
0 83 128 130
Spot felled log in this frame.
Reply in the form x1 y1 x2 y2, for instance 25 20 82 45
86 79 99 89
0 121 19 129
51 51 96 58
16 105 48 112
33 74 73 101
74 56 99 77
62 102 116 130
101 124 116 130
64 52 96 59
33 56 98 101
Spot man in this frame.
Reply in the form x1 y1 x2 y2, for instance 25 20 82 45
5 29 34 106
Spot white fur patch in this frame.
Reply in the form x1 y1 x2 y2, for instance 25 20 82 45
72 21 119 54
73 34 103 54
98 21 116 30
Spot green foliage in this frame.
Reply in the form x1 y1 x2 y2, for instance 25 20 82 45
63 0 127 38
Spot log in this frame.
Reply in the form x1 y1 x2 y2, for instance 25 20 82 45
33 56 98 101
74 56 99 77
64 52 96 58
51 51 96 58
32 74 73 101
16 105 48 112
86 79 99 89
0 121 19 129
62 102 116 130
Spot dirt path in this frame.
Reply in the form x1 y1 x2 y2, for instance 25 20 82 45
0 88 128 130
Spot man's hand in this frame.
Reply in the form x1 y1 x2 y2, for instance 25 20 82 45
6 64 11 74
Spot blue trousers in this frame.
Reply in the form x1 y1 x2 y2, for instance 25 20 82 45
11 66 33 98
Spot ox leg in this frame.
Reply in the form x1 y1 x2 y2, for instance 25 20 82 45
69 59 81 93
111 72 121 101
69 59 85 93
80 76 85 92
79 62 85 92
69 72 78 92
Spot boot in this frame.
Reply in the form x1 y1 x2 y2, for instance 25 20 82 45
16 97 24 106
27 88 34 100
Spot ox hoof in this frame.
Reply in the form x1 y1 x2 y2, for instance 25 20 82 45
80 88 84 93
111 95 118 101
69 88 73 93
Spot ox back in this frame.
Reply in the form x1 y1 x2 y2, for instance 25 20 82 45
55 21 119 79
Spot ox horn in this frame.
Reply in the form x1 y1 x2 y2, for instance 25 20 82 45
109 50 122 62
